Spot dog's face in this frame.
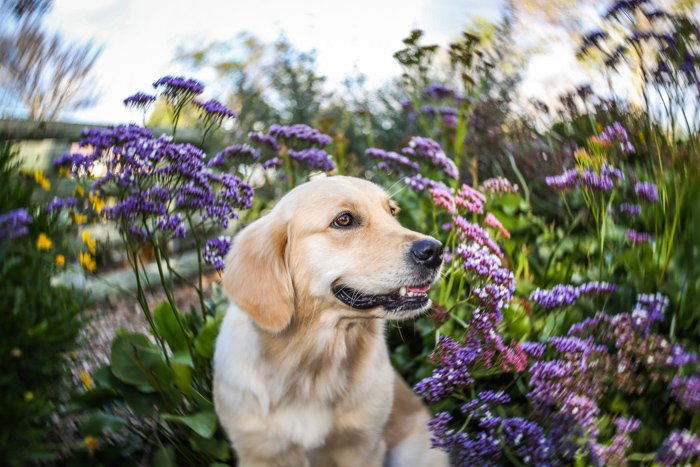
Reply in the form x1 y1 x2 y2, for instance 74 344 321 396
222 176 443 332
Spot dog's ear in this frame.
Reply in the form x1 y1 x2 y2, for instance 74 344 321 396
222 213 294 333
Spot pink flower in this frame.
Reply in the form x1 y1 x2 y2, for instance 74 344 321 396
484 213 511 239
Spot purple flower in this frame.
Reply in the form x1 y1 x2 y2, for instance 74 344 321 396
261 157 281 169
192 98 237 120
0 208 32 240
618 202 642 216
414 336 478 402
153 75 205 96
289 148 336 172
598 122 635 153
670 375 700 412
47 197 77 212
656 430 700 466
626 228 652 244
366 147 419 174
634 181 659 202
403 174 442 192
248 131 281 151
521 342 546 358
452 215 503 257
204 236 232 270
546 169 578 189
268 124 332 147
404 136 458 179
531 282 617 309
208 144 260 167
123 92 156 109
424 83 455 100
480 177 519 195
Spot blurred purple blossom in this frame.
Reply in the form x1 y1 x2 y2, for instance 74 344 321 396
0 208 32 240
635 181 659 202
204 236 232 270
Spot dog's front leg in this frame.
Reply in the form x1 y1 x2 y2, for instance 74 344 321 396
317 433 386 467
235 443 310 467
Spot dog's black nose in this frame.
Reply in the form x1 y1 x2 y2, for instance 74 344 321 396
410 239 444 269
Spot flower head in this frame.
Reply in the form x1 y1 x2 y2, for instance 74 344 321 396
36 233 53 250
123 92 156 110
0 208 32 240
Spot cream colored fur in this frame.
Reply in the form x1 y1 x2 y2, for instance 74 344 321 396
213 176 450 467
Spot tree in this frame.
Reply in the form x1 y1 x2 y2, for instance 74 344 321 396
0 1 102 121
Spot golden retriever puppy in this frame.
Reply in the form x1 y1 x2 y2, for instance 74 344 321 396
213 176 449 467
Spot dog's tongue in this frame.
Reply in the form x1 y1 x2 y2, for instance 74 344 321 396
407 284 431 293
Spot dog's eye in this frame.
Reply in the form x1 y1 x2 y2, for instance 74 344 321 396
332 212 355 228
389 206 397 216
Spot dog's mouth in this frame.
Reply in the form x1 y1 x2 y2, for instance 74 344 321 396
332 282 433 313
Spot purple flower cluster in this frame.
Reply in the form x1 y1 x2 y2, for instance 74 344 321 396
0 208 32 240
248 131 281 151
203 236 232 270
403 174 444 192
546 164 623 192
670 375 700 412
480 176 519 196
592 417 640 465
366 148 419 174
626 228 652 244
123 92 156 110
289 148 336 172
153 75 205 97
530 281 617 309
54 123 254 240
634 181 659 202
402 136 458 179
618 202 642 216
268 123 333 147
452 215 503 257
424 83 455 100
208 144 260 168
414 336 478 402
247 124 335 174
192 99 237 120
455 184 486 214
598 121 635 153
47 197 77 213
656 430 700 466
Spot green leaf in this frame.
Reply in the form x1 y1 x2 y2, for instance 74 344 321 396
71 387 120 407
170 363 193 395
189 432 231 461
194 315 223 359
154 301 189 353
152 444 176 467
80 411 127 436
162 410 218 439
110 333 169 392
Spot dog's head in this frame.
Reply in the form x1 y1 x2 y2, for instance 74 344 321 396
222 176 443 333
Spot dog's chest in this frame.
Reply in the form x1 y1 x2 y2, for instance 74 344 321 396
214 305 392 449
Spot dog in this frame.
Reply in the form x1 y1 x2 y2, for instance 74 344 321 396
213 176 450 467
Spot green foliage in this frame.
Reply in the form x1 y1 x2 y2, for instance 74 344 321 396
0 142 87 465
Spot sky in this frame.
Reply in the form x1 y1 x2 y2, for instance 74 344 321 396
42 0 504 124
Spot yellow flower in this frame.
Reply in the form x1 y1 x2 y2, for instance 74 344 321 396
36 233 53 251
79 370 94 391
33 169 51 191
79 251 96 272
84 436 100 454
89 191 105 214
70 351 78 361
75 184 85 197
58 167 71 178
24 391 34 401
55 254 65 266
71 212 87 224
81 231 96 253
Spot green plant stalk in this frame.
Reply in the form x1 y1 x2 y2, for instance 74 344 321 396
185 213 208 319
123 234 170 365
150 235 196 360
